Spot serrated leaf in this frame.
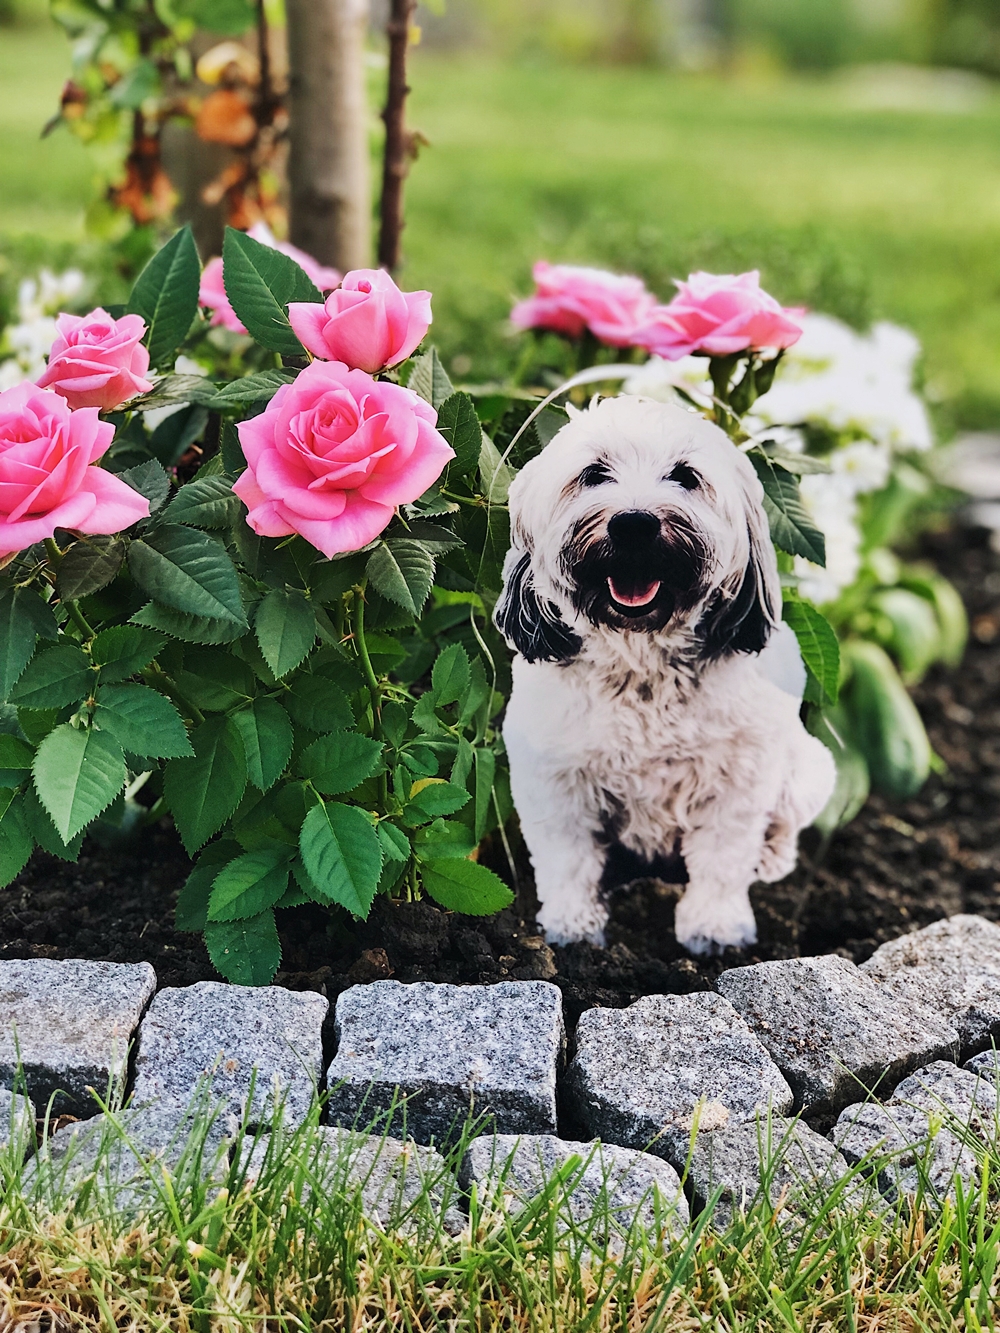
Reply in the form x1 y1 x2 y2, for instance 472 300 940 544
473 746 496 841
401 521 463 554
132 373 217 412
408 348 453 409
298 730 383 795
94 683 193 758
431 642 470 707
420 857 513 916
21 784 83 862
91 626 165 682
10 645 93 709
760 447 831 475
32 724 126 842
119 458 171 513
284 674 353 733
0 791 33 887
163 715 247 854
254 588 317 678
131 601 247 644
204 911 282 986
231 698 293 791
0 588 57 702
436 391 482 476
366 540 435 616
149 403 210 469
402 779 470 825
0 733 33 788
55 537 125 601
207 847 290 922
17 709 59 746
413 817 475 861
128 524 246 625
377 820 411 863
299 800 382 917
479 433 514 504
172 648 254 712
748 451 826 566
222 227 321 356
127 225 201 367
783 599 840 706
175 838 240 931
208 369 297 411
164 475 240 530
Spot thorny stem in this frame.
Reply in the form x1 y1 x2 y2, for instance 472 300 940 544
44 537 96 640
143 664 206 727
352 585 390 808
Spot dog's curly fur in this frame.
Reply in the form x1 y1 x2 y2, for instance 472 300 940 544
494 396 836 954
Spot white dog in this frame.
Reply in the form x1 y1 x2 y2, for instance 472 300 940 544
494 396 836 954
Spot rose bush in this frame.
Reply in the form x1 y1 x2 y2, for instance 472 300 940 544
288 269 433 372
510 261 655 347
631 270 805 360
35 309 154 411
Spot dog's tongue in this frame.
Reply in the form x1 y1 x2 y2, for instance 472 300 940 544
608 577 661 608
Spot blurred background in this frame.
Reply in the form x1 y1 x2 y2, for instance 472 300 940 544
2 0 1000 434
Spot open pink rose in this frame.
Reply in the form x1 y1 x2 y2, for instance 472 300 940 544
288 269 432 373
233 360 454 559
35 308 153 411
510 261 656 347
632 271 804 361
0 382 150 558
200 221 341 334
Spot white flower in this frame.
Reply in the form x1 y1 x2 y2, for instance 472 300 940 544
19 268 86 321
142 354 210 432
829 440 892 495
623 355 712 406
794 472 863 605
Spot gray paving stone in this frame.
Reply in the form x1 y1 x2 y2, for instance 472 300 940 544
461 1134 689 1252
566 993 793 1169
685 1112 869 1230
0 1087 35 1167
326 981 564 1145
861 915 1000 1055
833 1061 1000 1201
0 959 156 1115
716 955 960 1117
132 982 327 1129
965 1049 1000 1083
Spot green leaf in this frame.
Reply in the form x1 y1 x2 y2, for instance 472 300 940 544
94 683 193 759
119 459 171 513
132 374 217 412
782 599 840 706
10 645 93 709
173 648 254 711
436 391 482 476
231 698 293 791
408 348 453 409
207 847 290 922
176 0 256 35
127 225 201 368
131 602 247 645
298 730 383 795
402 521 462 554
0 791 33 888
0 734 32 790
165 474 240 529
128 524 246 626
208 369 296 411
254 589 317 679
149 404 210 469
17 709 59 746
204 912 282 986
413 817 476 861
222 227 322 357
21 784 83 862
91 626 166 682
366 540 435 616
175 839 240 931
431 642 471 707
479 434 515 505
32 725 126 842
285 675 353 733
298 800 382 917
163 715 247 854
402 779 470 826
56 537 125 601
420 858 513 916
0 588 57 702
473 746 496 841
377 820 411 863
748 451 826 566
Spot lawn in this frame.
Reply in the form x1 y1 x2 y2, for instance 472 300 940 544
3 9 1000 430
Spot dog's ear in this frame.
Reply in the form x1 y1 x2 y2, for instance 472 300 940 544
494 547 582 664
699 463 781 659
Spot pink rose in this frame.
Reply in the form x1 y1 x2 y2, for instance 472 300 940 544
0 382 150 558
35 308 154 411
632 271 804 361
199 222 341 335
288 269 432 373
510 261 656 347
233 360 454 559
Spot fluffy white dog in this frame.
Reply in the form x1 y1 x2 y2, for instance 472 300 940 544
494 396 836 954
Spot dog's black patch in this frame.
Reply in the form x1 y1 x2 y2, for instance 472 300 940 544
698 531 773 658
494 550 582 664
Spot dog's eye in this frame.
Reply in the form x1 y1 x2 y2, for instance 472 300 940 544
578 462 614 488
667 462 700 490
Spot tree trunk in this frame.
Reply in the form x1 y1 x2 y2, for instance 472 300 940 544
378 0 416 272
286 0 371 273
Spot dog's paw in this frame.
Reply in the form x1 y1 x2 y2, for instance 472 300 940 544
537 900 608 948
674 895 757 956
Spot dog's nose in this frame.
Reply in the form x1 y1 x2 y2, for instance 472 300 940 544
607 510 660 547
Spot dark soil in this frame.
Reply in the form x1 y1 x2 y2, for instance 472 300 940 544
4 526 1000 1037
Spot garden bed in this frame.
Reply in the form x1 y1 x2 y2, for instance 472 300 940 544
3 524 997 1033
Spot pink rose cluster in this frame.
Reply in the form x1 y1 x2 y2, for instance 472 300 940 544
511 262 804 360
36 308 153 411
199 221 343 334
0 381 149 559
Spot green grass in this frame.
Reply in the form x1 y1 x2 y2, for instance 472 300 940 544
3 13 1000 428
